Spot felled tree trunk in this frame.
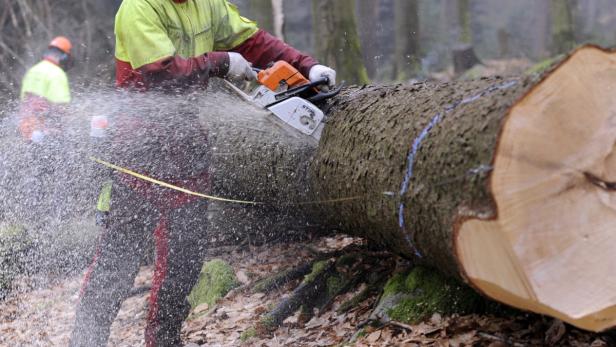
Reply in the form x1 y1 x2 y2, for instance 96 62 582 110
207 46 616 332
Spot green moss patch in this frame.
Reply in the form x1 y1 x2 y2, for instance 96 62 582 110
382 267 502 324
188 259 239 309
525 55 564 75
326 275 344 298
240 327 257 343
302 260 328 284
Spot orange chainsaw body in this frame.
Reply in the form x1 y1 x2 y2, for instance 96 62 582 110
257 61 310 92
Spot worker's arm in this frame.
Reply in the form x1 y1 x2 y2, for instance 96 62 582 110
230 30 318 79
211 0 318 78
138 53 230 87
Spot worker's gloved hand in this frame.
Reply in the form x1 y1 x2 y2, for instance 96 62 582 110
309 65 336 91
226 52 257 82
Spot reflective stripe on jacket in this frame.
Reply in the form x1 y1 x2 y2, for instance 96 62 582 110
97 181 113 212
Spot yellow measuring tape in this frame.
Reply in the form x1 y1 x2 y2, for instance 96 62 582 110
91 157 262 205
91 157 362 206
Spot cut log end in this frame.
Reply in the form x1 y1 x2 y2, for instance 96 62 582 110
456 46 616 332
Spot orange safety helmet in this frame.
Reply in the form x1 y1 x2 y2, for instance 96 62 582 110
49 36 72 55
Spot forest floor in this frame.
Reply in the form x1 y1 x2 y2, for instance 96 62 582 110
0 235 611 347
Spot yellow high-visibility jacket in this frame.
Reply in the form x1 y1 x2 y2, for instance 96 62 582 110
20 60 71 104
115 0 258 69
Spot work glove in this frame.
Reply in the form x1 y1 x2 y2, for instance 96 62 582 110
226 52 257 82
309 64 337 91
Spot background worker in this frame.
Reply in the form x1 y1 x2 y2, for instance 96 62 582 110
11 36 74 234
70 1 336 346
18 36 73 144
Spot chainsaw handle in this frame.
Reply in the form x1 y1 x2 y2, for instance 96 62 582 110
273 77 329 101
311 77 330 87
307 81 344 103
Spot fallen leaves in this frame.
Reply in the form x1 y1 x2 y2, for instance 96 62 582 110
0 234 609 347
545 319 566 346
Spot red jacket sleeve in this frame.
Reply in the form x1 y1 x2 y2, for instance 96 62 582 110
138 52 229 88
231 30 318 78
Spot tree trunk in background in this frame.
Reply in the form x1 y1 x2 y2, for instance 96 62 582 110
457 0 472 45
280 0 313 54
531 0 551 59
249 0 274 34
271 0 285 40
440 0 472 45
497 28 510 58
312 0 370 85
577 0 598 40
208 46 616 332
550 0 576 54
440 0 479 75
356 0 379 79
440 0 457 45
393 0 420 81
452 0 480 74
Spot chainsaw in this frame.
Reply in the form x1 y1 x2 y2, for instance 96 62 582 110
224 61 342 140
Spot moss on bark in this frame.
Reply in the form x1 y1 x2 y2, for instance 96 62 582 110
381 267 493 323
302 260 329 284
188 259 239 309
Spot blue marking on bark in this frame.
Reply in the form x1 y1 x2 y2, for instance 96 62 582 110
398 80 518 258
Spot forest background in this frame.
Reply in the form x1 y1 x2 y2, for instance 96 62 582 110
0 0 613 100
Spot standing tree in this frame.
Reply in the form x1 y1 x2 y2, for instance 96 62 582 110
457 0 472 45
249 0 274 34
312 0 370 85
451 0 481 75
271 0 285 40
550 0 576 55
393 0 420 81
356 0 379 79
440 0 480 75
530 0 551 59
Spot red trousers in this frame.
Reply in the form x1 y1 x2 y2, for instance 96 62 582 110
70 174 209 347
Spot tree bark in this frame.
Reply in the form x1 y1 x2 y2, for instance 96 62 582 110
312 0 370 85
207 46 616 332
